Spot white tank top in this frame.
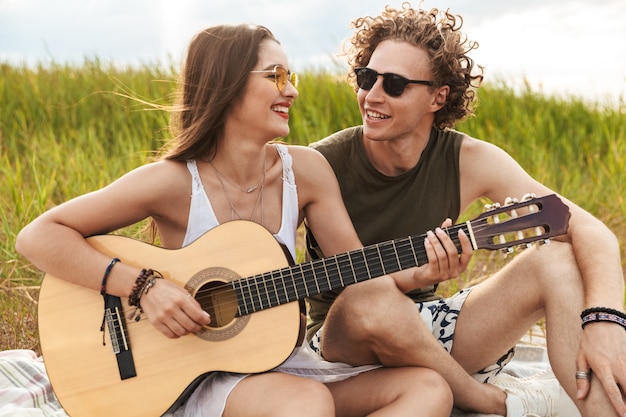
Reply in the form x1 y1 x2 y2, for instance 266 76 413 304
182 143 299 262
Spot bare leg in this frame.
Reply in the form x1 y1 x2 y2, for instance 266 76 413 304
224 372 335 417
321 241 620 416
327 367 453 417
452 241 619 416
321 275 507 415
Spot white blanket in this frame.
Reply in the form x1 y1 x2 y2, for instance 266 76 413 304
0 350 67 417
0 345 576 417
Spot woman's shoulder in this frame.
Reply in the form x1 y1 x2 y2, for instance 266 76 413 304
126 159 188 177
113 159 191 193
284 145 337 197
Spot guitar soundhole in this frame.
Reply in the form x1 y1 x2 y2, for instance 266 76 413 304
197 280 237 328
186 266 250 342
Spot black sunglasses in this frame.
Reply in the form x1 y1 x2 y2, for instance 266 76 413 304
354 67 434 97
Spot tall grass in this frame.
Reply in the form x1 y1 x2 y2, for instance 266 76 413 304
461 81 626 227
1 60 624 352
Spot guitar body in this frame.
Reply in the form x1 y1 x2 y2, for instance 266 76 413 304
38 221 301 417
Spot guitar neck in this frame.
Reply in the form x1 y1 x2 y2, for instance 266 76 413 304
233 193 570 317
234 223 469 316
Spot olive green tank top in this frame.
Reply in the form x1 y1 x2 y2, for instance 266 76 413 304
305 126 464 339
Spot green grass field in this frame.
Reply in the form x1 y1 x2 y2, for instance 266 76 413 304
1 60 624 353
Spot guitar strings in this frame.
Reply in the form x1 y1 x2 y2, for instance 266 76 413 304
99 205 549 338
105 218 544 337
180 220 546 317
103 218 544 332
193 221 537 311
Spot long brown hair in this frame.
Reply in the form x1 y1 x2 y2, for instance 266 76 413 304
161 24 278 161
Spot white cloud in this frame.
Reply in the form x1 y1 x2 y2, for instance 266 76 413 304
1 0 624 104
469 0 625 103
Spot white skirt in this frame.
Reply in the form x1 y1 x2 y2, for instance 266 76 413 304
167 343 379 417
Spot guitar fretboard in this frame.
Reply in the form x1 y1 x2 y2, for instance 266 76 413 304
233 223 469 316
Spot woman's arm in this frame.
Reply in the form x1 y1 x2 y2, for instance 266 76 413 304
16 160 211 337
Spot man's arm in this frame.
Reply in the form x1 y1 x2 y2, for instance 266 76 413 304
459 135 626 414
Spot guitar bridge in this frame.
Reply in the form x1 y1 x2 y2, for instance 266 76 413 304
104 295 137 380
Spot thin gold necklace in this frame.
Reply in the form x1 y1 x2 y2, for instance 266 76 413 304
209 152 265 193
210 151 266 223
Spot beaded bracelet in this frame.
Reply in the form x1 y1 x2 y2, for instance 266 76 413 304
128 269 163 321
580 307 626 330
128 269 153 307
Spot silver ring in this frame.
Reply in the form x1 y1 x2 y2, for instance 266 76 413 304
575 370 591 380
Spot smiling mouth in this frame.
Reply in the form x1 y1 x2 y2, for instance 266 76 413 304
271 105 289 114
366 110 390 120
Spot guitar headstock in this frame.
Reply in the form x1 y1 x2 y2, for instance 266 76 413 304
469 193 571 253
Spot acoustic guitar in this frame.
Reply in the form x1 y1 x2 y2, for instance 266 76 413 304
38 193 570 416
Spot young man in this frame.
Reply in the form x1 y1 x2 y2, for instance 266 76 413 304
305 4 625 417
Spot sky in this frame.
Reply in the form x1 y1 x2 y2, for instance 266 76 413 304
1 0 625 106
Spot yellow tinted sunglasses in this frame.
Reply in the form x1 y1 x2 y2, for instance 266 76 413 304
251 65 299 92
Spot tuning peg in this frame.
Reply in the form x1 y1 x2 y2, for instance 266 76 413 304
504 197 519 206
500 247 515 255
521 193 537 202
518 236 549 251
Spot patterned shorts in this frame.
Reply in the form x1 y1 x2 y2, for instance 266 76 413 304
309 287 514 383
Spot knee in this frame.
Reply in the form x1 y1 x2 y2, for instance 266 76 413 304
546 240 577 269
330 278 409 339
305 380 335 417
418 368 453 405
399 368 454 412
528 240 581 286
303 380 335 417
281 379 334 417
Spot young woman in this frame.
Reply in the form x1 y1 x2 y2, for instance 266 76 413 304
16 24 453 417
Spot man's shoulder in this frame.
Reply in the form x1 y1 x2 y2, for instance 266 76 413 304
309 126 362 154
434 127 467 142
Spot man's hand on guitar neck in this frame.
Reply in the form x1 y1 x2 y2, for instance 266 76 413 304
390 218 473 293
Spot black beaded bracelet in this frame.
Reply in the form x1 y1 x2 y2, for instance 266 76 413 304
128 268 153 308
128 269 163 322
580 307 626 330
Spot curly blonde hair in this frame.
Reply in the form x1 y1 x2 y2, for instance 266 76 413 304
344 2 483 129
